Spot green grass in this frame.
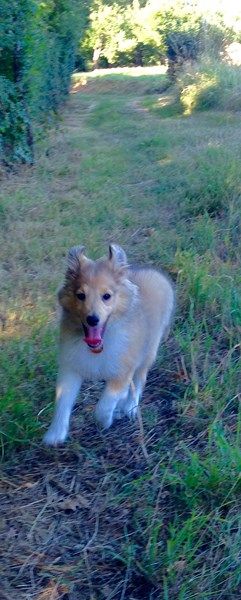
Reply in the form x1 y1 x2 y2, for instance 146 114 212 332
178 58 241 114
1 67 241 598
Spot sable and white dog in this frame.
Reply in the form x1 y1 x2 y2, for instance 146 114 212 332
43 244 174 445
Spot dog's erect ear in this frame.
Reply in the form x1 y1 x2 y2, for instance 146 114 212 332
66 245 87 279
109 244 127 268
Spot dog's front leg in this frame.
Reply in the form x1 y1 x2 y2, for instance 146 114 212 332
95 379 130 429
43 372 82 445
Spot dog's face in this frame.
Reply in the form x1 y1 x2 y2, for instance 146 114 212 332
59 244 134 350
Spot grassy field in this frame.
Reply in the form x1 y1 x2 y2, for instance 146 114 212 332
1 66 241 599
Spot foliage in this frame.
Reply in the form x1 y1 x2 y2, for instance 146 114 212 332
178 58 241 115
0 77 32 164
79 0 178 69
78 0 237 71
0 0 88 165
155 3 202 79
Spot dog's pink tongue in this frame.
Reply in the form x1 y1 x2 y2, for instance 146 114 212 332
84 326 102 347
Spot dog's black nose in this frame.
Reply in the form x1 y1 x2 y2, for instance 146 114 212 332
86 314 99 327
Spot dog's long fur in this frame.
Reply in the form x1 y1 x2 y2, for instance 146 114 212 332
43 244 174 445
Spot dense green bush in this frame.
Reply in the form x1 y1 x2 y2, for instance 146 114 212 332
0 77 33 164
0 0 87 165
178 58 241 115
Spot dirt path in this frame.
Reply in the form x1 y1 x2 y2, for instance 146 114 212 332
1 74 182 600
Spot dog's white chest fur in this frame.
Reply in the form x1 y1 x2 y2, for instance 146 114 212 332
59 321 128 381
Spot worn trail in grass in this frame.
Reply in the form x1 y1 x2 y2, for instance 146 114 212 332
1 68 241 599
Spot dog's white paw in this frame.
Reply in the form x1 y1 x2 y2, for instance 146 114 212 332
122 400 138 420
113 398 139 422
113 407 124 420
95 403 113 429
43 424 68 446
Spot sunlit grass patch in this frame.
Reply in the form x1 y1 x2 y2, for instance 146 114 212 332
143 90 183 118
180 72 218 115
72 65 168 95
178 58 241 115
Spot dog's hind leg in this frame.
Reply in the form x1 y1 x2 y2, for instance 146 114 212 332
120 363 152 420
43 372 82 445
95 378 132 429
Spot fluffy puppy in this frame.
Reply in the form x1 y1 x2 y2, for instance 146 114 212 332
43 244 174 445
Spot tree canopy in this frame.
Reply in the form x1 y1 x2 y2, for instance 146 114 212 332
78 0 239 69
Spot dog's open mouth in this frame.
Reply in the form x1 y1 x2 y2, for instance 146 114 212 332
82 324 105 350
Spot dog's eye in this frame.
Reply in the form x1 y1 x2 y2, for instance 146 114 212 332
102 293 111 301
76 292 86 301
